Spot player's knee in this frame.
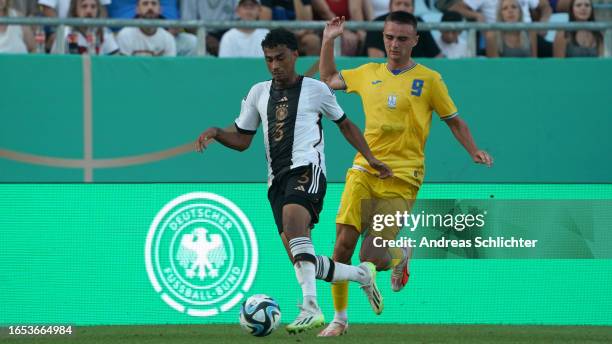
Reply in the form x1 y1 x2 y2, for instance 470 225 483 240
282 221 308 239
332 224 359 263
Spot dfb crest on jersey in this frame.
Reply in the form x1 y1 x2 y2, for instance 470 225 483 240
275 103 289 121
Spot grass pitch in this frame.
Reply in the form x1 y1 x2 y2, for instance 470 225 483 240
3 324 612 343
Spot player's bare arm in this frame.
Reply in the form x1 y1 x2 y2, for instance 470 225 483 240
320 16 347 90
444 116 493 167
195 125 254 153
337 118 393 178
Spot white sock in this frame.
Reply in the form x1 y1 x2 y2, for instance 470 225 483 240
295 262 317 309
334 310 348 323
316 255 369 284
289 237 319 309
334 261 369 284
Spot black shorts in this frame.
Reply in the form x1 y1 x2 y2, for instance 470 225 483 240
267 164 327 234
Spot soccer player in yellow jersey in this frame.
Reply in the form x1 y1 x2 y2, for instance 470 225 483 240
317 12 494 336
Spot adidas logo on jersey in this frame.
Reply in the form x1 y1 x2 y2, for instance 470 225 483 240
294 185 305 192
278 96 288 103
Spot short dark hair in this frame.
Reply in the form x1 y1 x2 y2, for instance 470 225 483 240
261 29 299 51
441 11 463 22
385 11 418 30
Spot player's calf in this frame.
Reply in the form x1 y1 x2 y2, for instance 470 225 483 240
359 235 393 271
331 224 361 264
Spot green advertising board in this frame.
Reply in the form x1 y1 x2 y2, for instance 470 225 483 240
1 56 611 183
1 183 611 326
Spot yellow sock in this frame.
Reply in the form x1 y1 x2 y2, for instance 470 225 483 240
331 281 349 314
388 247 403 269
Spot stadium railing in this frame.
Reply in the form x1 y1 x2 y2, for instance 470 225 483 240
1 17 611 58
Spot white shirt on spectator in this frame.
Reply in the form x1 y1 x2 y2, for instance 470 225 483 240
371 0 390 18
51 27 119 55
0 10 28 53
219 28 269 58
518 0 539 22
464 0 498 23
38 0 112 18
116 27 176 56
434 35 469 59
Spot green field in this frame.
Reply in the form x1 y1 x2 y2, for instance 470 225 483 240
3 325 612 343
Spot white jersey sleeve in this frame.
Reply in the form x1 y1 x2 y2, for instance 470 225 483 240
234 84 261 134
319 82 346 123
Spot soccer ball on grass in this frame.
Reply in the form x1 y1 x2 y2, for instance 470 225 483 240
239 294 281 337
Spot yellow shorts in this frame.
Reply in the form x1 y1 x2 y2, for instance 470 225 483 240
336 168 419 239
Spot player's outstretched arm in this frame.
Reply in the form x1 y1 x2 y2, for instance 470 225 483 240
320 17 347 90
444 116 493 167
195 125 254 153
337 117 393 178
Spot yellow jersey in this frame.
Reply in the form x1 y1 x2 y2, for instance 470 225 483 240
340 62 458 187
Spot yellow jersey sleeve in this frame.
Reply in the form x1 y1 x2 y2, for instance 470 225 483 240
431 73 458 119
340 63 371 95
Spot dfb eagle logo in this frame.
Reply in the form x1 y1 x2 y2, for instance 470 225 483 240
176 228 227 280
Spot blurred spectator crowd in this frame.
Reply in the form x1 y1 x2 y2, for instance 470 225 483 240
0 0 607 57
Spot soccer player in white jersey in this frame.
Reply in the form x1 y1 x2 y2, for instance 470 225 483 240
195 29 392 334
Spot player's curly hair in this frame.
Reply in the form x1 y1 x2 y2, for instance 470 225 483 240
261 29 298 51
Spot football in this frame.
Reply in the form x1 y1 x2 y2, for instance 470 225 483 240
239 294 281 337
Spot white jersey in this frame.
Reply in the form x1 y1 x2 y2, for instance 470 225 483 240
234 76 346 186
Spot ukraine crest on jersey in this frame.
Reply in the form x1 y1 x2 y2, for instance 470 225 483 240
340 62 458 187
